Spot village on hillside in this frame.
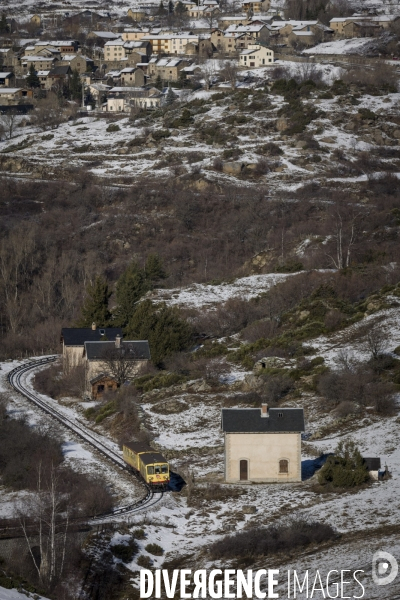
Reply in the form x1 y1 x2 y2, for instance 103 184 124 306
0 0 399 112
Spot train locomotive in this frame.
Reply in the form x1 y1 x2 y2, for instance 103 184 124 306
122 442 170 489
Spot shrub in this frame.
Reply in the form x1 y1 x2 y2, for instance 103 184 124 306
262 374 295 403
137 555 152 567
255 158 270 175
275 260 303 273
72 143 91 153
145 543 163 556
111 538 138 562
106 123 120 132
152 129 171 141
213 156 223 171
258 142 283 156
210 518 335 559
358 108 376 121
318 440 369 488
135 372 186 392
133 528 146 539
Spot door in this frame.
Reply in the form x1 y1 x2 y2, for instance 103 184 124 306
240 459 248 480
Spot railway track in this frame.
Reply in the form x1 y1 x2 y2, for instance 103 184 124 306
5 356 164 525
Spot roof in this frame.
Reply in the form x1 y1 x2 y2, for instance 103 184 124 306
61 327 123 346
91 31 119 38
221 407 305 433
90 373 117 385
0 72 12 78
48 66 72 76
123 442 167 464
0 88 21 94
84 340 151 360
124 441 153 453
363 457 381 470
22 55 56 61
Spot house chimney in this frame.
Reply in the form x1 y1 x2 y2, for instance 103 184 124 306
92 322 96 331
261 403 269 418
115 335 122 349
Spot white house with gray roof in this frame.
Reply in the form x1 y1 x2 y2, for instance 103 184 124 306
221 404 305 483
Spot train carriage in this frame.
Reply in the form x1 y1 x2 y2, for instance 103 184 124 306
123 441 170 488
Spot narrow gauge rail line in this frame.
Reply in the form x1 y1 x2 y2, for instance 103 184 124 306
5 356 164 527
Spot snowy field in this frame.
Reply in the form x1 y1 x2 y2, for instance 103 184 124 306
149 272 295 308
303 37 376 55
0 588 50 600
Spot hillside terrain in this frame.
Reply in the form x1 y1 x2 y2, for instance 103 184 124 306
0 0 399 595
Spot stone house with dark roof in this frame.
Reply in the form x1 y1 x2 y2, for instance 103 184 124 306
61 323 123 372
221 404 305 483
83 338 151 394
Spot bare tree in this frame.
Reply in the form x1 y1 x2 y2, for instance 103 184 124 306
363 323 388 360
326 209 362 270
100 344 143 386
34 94 64 131
0 110 18 140
200 63 216 90
203 10 218 31
220 60 238 90
334 348 357 372
17 464 70 588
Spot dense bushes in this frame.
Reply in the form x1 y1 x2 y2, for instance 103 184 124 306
33 363 85 399
110 538 138 562
318 440 370 488
317 363 396 415
210 519 336 559
0 397 113 513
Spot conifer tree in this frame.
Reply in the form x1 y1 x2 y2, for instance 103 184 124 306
76 276 111 327
165 85 177 106
114 261 146 328
168 0 174 13
69 69 82 101
0 13 7 34
157 0 167 15
318 440 369 488
145 253 167 286
26 64 40 88
126 300 192 366
155 74 163 90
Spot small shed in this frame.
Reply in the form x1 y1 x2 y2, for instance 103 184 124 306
90 373 118 399
363 457 382 481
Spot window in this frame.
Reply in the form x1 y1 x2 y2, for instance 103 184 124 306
147 466 154 474
155 466 161 474
278 412 283 417
240 459 248 480
161 465 168 473
279 459 289 473
97 384 105 393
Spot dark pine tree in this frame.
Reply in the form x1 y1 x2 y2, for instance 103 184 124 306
114 261 147 328
26 64 40 88
126 300 192 366
69 69 82 101
76 276 111 327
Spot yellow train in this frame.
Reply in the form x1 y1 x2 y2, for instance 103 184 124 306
122 442 170 488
